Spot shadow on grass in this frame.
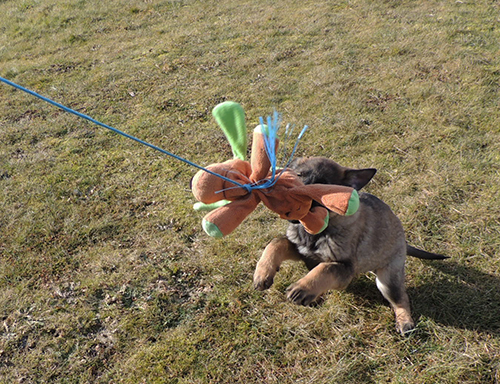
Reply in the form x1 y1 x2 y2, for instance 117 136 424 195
408 260 500 335
336 260 500 335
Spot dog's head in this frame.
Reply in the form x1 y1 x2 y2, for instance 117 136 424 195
289 157 377 191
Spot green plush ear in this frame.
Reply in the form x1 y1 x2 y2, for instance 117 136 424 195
212 101 247 160
194 102 247 213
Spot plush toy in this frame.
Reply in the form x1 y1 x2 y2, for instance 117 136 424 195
191 101 359 238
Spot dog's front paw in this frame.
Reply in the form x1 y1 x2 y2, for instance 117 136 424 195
253 265 278 291
286 283 318 306
253 274 274 291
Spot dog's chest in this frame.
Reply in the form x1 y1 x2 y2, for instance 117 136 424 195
286 223 352 264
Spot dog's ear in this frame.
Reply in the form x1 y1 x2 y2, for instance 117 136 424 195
342 168 377 190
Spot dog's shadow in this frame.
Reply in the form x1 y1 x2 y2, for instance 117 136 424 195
407 260 500 334
344 260 500 334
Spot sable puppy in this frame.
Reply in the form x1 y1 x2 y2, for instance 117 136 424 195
253 157 447 335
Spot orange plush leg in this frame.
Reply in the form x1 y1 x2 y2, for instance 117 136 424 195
293 185 359 216
299 206 329 234
202 194 260 237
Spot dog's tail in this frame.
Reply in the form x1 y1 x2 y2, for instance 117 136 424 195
407 245 449 260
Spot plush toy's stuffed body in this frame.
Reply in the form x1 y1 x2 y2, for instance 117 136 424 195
191 101 359 238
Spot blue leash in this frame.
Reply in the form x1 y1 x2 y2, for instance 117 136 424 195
0 76 249 190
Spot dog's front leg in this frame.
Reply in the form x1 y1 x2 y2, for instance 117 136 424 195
286 261 354 306
253 237 302 291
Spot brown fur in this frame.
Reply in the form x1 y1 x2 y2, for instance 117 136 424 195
253 157 447 335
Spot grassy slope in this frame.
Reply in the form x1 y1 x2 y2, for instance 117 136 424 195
1 0 499 382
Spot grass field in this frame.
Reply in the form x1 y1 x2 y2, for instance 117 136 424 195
1 0 499 382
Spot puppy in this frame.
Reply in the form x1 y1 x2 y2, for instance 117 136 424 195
253 157 447 334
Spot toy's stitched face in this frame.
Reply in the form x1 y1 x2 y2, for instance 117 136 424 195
258 183 312 221
277 202 310 220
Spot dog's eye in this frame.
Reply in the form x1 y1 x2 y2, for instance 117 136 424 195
296 173 302 177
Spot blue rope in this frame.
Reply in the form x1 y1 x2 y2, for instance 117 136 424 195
0 76 248 190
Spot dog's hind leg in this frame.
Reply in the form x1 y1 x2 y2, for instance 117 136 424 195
286 261 354 306
374 263 415 335
254 237 302 291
